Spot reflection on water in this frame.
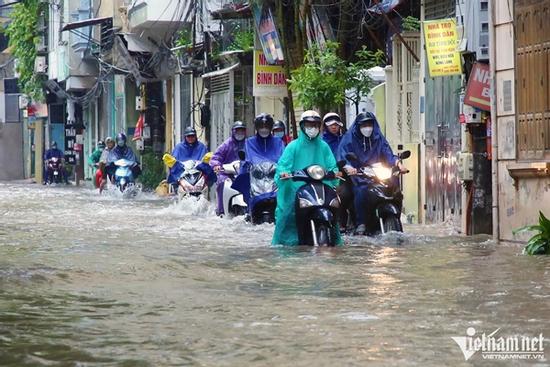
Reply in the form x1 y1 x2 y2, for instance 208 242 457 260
1 183 549 366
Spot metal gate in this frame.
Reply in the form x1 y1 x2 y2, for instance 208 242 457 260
209 72 234 150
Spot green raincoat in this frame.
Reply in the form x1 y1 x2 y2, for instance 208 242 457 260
271 130 342 246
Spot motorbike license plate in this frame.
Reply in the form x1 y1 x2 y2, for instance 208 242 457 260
54 172 59 176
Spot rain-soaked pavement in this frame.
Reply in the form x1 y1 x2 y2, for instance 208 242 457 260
1 182 549 366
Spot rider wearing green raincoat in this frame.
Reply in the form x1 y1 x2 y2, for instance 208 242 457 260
272 110 343 246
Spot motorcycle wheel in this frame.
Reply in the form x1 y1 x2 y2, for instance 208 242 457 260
383 216 403 233
316 224 335 246
231 205 247 217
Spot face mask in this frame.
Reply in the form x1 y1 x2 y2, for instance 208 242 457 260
273 131 284 138
258 128 270 138
361 126 373 137
117 141 125 147
304 127 319 139
234 132 246 141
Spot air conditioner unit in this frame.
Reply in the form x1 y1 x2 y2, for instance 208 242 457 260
34 56 47 73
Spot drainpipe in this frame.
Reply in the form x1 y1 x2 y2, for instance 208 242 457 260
489 0 499 242
419 1 426 224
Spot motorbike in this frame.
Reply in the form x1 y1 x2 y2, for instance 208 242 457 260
346 151 411 235
285 164 343 246
220 160 247 217
248 161 277 224
176 160 208 199
46 157 64 184
113 159 138 196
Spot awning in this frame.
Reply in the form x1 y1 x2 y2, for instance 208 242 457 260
201 63 240 78
120 34 158 53
211 4 251 20
62 16 112 31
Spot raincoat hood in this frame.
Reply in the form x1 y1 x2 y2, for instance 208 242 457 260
338 112 396 167
271 130 342 246
209 136 245 168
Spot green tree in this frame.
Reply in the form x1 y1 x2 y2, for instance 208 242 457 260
289 42 385 115
289 42 347 115
4 0 45 101
346 47 385 115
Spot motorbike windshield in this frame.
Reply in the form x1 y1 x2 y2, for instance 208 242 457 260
114 159 134 167
250 162 277 197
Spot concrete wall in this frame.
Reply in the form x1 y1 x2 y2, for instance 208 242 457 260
0 122 24 180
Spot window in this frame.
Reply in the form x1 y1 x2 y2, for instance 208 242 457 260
480 1 488 11
481 22 489 33
515 2 550 159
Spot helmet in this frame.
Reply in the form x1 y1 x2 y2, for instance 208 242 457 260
355 112 374 125
323 112 343 127
273 120 286 131
254 113 274 131
300 110 321 125
97 140 105 149
105 136 114 144
116 132 127 144
232 121 246 131
184 126 197 137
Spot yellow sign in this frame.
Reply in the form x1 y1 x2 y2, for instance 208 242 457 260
423 19 462 77
253 50 288 97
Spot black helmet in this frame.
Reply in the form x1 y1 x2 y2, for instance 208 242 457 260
232 121 246 131
355 112 374 125
97 140 105 149
254 113 274 131
184 126 197 137
273 120 286 131
116 133 127 145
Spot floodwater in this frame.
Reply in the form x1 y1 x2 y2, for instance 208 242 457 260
1 182 549 366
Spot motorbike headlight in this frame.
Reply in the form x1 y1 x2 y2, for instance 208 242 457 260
329 197 340 208
299 198 314 208
307 165 326 181
373 165 392 180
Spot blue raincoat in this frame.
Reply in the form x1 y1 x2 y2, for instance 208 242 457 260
168 140 210 184
107 145 137 163
44 148 64 160
172 140 208 162
271 130 342 246
322 130 342 159
210 134 245 214
232 134 285 204
337 112 397 226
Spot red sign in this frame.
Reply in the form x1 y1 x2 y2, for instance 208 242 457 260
464 62 491 111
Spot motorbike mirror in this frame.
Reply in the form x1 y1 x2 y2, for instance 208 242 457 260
345 153 359 162
238 150 246 161
399 150 411 160
337 160 347 169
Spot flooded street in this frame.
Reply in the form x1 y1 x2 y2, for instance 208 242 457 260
1 182 549 366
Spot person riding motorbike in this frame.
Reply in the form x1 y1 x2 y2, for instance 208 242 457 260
322 112 344 159
168 127 214 191
337 112 407 235
272 110 342 246
105 133 141 179
43 141 68 184
209 121 247 215
88 140 105 188
98 137 115 193
272 120 292 146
